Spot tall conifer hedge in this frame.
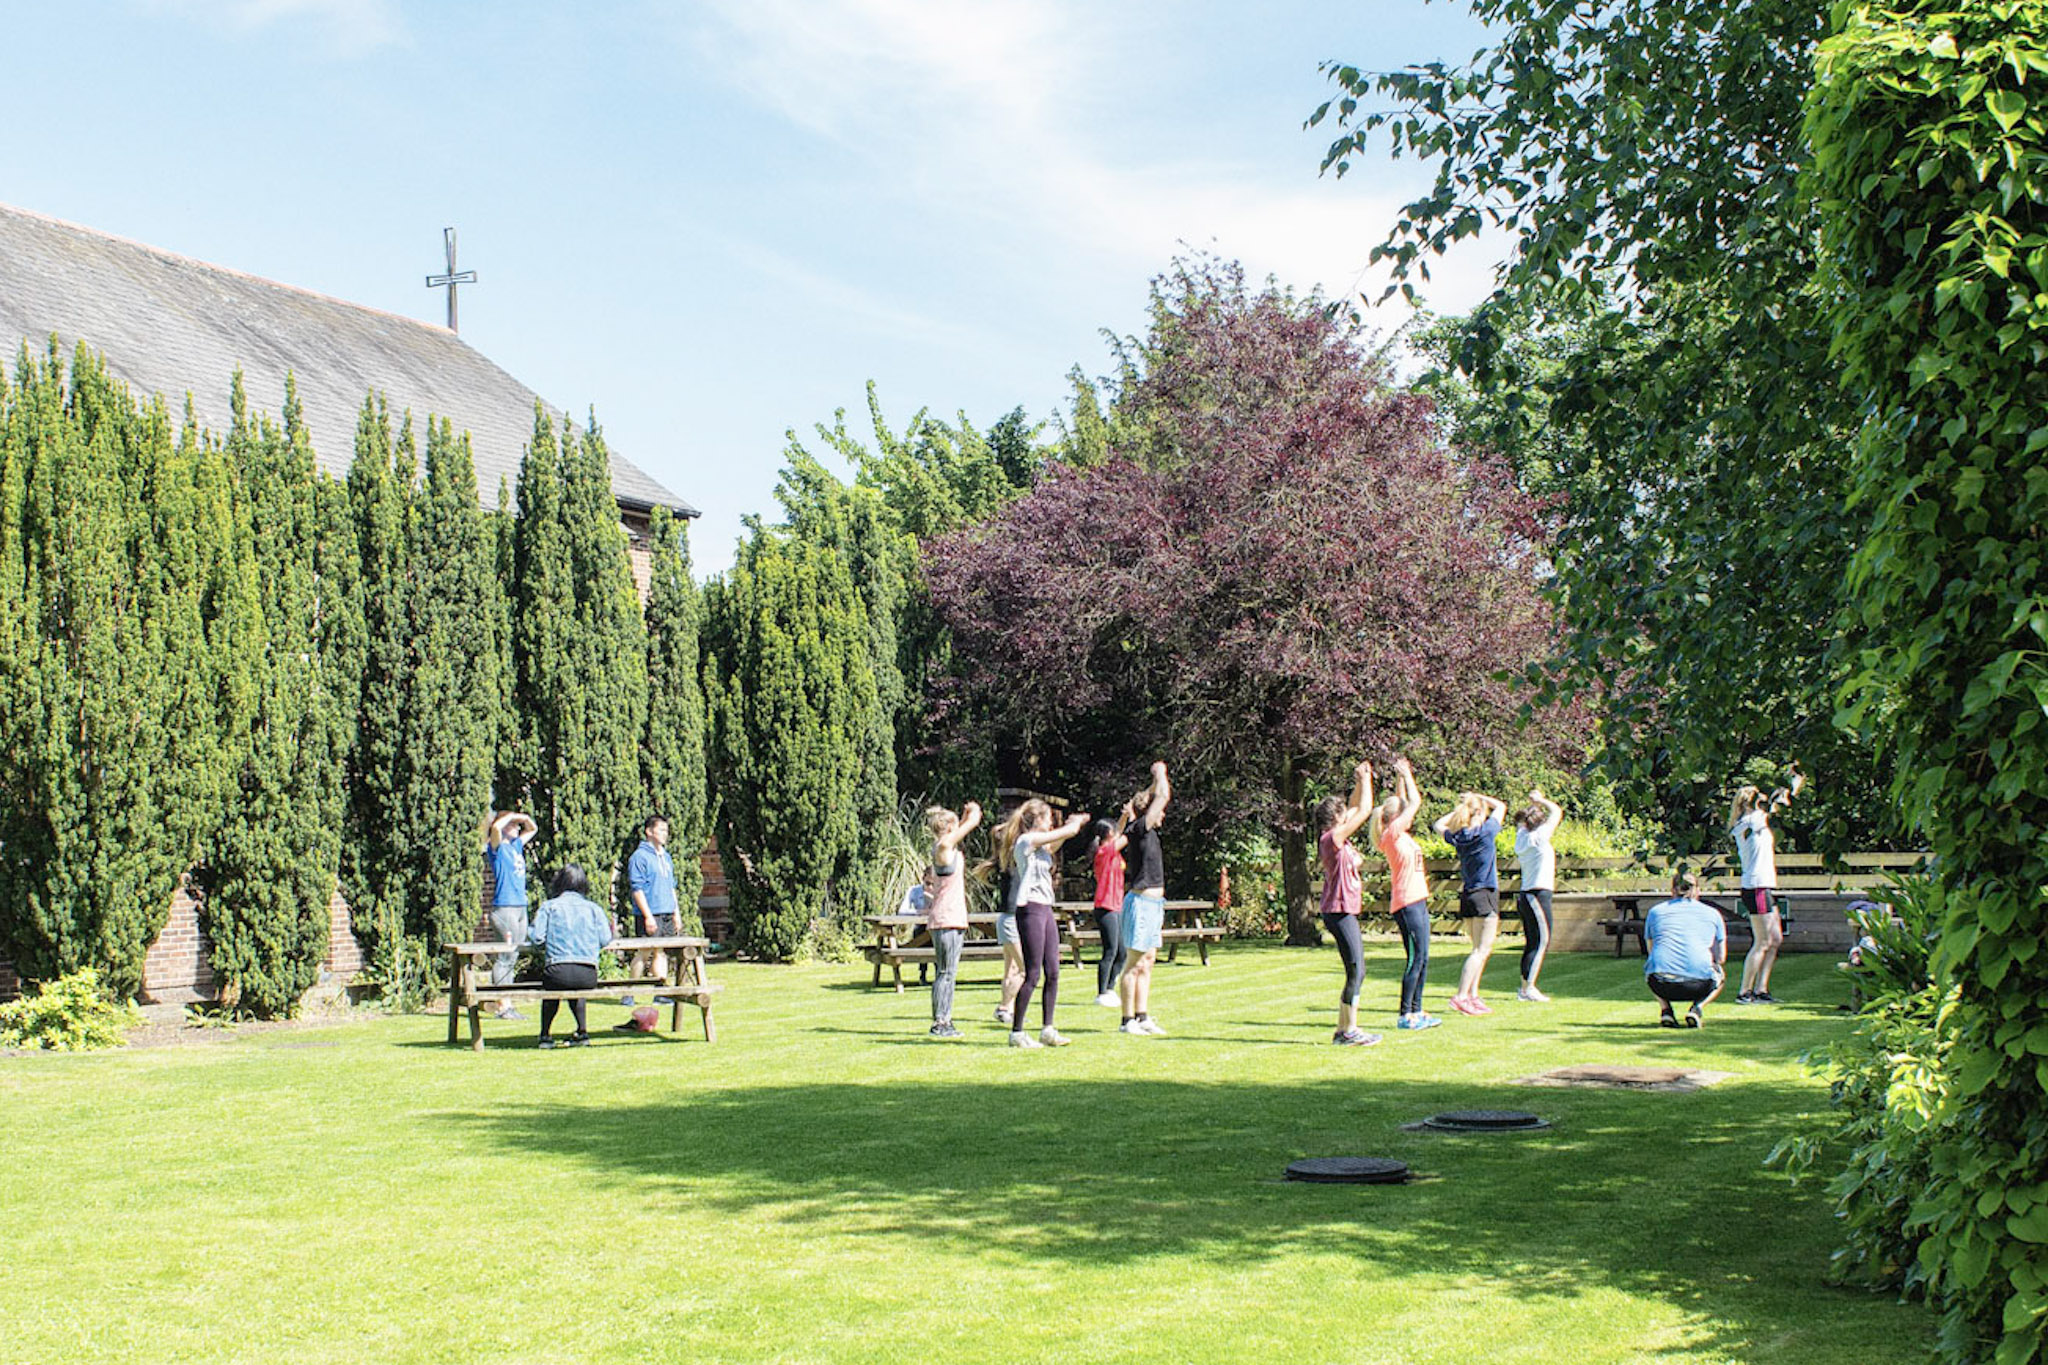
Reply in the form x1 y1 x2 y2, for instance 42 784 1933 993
639 506 707 928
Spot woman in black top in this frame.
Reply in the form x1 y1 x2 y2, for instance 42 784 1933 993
1118 761 1171 1035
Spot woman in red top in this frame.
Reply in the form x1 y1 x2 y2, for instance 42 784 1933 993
1372 757 1440 1031
1315 759 1382 1046
1079 801 1133 1007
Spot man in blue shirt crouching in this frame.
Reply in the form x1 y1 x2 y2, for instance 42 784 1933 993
1644 870 1726 1028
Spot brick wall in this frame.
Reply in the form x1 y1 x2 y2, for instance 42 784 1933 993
138 879 218 1005
700 840 731 944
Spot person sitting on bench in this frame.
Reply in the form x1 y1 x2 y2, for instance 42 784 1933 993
1644 870 1726 1029
527 864 615 1049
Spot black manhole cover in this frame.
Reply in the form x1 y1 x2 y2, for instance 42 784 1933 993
1421 1109 1550 1132
1284 1157 1411 1184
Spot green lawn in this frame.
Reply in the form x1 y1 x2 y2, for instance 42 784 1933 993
2 942 1928 1364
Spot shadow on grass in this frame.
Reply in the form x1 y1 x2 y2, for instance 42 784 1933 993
436 1071 1912 1361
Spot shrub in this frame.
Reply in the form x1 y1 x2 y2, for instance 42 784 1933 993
0 969 141 1051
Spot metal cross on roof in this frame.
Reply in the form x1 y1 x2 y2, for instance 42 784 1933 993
424 226 478 332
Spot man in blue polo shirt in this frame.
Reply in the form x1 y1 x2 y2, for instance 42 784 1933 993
626 815 678 992
1644 870 1726 1028
484 809 537 1020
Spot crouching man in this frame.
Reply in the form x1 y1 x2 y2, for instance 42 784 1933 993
1645 870 1726 1029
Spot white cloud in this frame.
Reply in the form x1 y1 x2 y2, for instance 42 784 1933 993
135 0 405 55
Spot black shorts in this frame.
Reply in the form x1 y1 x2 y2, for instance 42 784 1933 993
1647 972 1719 1003
1458 886 1500 919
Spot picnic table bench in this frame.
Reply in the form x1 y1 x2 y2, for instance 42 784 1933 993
444 934 721 1050
1056 900 1225 966
1586 890 1845 957
863 902 1225 991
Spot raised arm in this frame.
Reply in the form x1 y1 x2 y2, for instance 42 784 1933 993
1480 794 1507 825
1110 801 1134 852
937 801 983 858
1395 759 1421 820
1332 761 1373 845
1771 763 1805 812
1530 789 1563 840
488 810 535 847
1025 811 1092 851
1140 760 1171 829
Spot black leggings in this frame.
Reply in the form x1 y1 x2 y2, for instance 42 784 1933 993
1518 888 1553 983
1393 900 1430 1016
1092 907 1127 995
1323 912 1364 1005
1016 902 1061 1029
539 960 598 1036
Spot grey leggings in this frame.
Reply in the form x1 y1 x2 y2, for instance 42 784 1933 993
1393 900 1431 1016
930 928 964 1023
1092 907 1127 995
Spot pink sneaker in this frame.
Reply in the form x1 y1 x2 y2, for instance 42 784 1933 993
1469 999 1493 1015
1448 997 1479 1015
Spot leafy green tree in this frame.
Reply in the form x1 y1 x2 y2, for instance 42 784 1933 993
340 399 416 977
199 375 360 1015
637 506 708 929
1809 5 2048 1358
395 418 506 957
510 408 649 882
703 528 875 959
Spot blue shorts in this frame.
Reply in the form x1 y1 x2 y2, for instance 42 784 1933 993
1122 892 1164 953
995 911 1020 947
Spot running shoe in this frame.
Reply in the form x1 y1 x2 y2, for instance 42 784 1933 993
1685 1007 1704 1029
1120 1019 1148 1034
994 1006 1012 1025
1333 1028 1382 1047
1094 991 1120 1007
566 1033 590 1048
1516 986 1551 1003
1009 1030 1041 1048
1396 1014 1443 1031
535 1036 559 1050
1448 997 1480 1015
1659 1010 1680 1029
1735 992 1759 1005
929 1022 963 1039
1754 991 1781 1004
1040 1027 1072 1047
494 1007 526 1021
1137 1018 1166 1036
1468 998 1493 1015
618 994 636 1007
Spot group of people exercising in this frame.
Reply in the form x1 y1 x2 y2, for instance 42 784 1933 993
915 755 1809 1046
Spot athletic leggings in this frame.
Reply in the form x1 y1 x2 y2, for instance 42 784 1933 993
1092 907 1127 995
1015 901 1061 1029
1393 900 1431 1016
538 960 597 1036
1323 912 1365 1005
930 928 964 1023
1518 888 1553 983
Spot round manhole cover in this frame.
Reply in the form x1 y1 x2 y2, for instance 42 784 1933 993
1421 1109 1550 1132
1284 1156 1411 1184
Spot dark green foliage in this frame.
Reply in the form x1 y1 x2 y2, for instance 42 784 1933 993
396 418 505 957
198 375 360 1016
0 346 253 995
510 407 650 884
703 529 875 959
1808 6 2048 1358
638 506 707 930
340 399 416 976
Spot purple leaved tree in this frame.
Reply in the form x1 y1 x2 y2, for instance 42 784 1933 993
923 262 1573 944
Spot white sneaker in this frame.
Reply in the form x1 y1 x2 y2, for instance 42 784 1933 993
1095 991 1119 1007
1039 1026 1071 1047
1120 1019 1148 1034
1518 985 1551 1003
994 1006 1012 1026
1009 1030 1041 1048
1138 1018 1166 1035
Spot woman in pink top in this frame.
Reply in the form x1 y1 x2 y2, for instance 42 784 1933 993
921 800 981 1039
1371 757 1440 1030
1315 759 1382 1047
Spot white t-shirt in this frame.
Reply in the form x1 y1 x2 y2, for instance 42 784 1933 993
1732 809 1776 888
1012 837 1055 908
1515 824 1557 891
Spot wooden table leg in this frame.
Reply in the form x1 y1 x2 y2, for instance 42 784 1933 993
669 955 685 1036
468 1003 484 1051
446 949 461 1045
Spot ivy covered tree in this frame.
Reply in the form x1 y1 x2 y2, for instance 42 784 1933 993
703 527 875 959
340 398 416 977
924 262 1573 944
1809 5 2048 1359
510 407 650 882
0 346 256 995
199 375 361 1015
395 418 506 956
637 505 708 930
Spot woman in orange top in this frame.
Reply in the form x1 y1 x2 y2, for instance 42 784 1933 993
1372 757 1440 1030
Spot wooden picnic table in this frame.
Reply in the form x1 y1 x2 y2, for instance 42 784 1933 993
861 902 1225 991
444 934 721 1051
1055 900 1226 966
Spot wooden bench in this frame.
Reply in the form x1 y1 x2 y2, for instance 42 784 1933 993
1067 924 1227 966
445 935 721 1050
863 941 1011 993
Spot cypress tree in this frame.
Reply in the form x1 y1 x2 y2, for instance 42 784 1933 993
511 409 648 882
636 506 707 929
340 398 415 979
198 375 360 1015
703 527 874 959
395 417 502 957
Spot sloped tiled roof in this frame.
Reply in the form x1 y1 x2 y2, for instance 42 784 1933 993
0 201 694 517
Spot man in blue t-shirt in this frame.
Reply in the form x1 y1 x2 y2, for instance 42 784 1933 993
485 810 538 1019
626 815 679 992
1643 870 1727 1027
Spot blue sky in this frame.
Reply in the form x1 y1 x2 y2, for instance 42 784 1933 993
2 0 1502 570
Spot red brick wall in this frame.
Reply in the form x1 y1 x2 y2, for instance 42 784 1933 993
139 880 217 1005
700 841 731 943
320 887 363 981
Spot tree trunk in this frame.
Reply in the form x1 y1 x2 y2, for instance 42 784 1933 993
1279 756 1320 946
